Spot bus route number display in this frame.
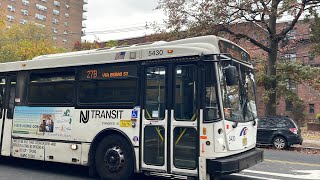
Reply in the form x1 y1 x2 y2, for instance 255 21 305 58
82 65 137 80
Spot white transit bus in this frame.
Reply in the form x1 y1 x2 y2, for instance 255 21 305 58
0 35 263 179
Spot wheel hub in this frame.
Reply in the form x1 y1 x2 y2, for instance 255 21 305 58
274 138 285 149
104 146 125 172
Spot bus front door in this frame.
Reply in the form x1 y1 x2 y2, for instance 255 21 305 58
142 63 198 176
0 75 16 156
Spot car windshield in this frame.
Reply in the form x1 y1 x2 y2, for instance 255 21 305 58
220 62 257 122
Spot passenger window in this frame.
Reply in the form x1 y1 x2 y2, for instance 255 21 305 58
79 79 137 105
7 80 16 119
28 70 75 105
267 119 276 128
145 67 166 120
174 65 197 121
78 64 138 107
258 119 267 128
276 118 287 128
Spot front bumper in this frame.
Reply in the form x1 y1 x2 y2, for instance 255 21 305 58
207 148 263 175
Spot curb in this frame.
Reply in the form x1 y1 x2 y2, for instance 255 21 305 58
292 146 320 151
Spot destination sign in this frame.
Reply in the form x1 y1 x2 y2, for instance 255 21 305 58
218 40 251 62
80 65 137 80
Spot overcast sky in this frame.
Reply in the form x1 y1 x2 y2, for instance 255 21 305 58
82 0 165 42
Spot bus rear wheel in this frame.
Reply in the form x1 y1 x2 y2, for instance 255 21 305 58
95 135 134 180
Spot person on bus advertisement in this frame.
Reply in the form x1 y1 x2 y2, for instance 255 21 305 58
39 114 54 133
39 120 46 132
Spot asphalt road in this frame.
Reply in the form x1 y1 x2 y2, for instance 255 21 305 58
0 148 318 180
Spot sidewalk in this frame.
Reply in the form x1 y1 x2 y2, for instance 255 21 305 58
295 129 320 149
293 139 320 149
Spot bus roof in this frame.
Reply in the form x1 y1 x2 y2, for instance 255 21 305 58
0 35 247 72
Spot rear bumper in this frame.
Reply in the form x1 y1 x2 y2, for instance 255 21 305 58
206 148 263 176
288 135 303 146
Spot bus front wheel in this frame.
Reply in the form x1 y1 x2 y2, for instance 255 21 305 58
95 135 134 180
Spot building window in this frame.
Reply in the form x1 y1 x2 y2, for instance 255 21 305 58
20 19 28 24
286 80 296 91
52 18 59 24
286 30 296 40
63 39 67 43
7 5 15 12
65 13 69 18
36 4 47 11
34 23 45 28
63 30 68 35
309 52 315 61
6 15 15 22
52 28 58 33
285 100 293 111
53 1 60 6
40 0 47 2
22 0 29 6
309 104 315 114
9 0 16 2
284 53 296 62
65 4 70 9
64 22 69 26
35 13 46 20
53 9 59 15
21 9 28 15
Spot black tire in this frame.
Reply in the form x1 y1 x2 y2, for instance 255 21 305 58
272 136 287 149
95 135 134 180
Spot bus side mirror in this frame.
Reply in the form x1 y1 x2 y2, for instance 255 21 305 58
224 65 238 86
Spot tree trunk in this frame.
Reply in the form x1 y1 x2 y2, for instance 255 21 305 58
265 40 278 115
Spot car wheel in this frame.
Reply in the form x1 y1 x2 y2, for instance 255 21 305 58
272 136 287 149
95 135 134 180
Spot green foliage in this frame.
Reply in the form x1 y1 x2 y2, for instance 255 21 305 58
73 41 98 51
72 40 120 51
311 16 320 55
0 23 65 62
105 40 118 48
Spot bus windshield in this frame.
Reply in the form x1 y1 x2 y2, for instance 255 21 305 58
220 62 257 122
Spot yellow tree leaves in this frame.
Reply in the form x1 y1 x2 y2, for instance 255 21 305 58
0 23 65 63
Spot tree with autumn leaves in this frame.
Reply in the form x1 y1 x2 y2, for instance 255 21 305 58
156 0 320 117
0 22 65 63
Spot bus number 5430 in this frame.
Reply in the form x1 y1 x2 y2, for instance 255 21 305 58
148 50 163 56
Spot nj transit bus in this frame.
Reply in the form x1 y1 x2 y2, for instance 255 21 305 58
0 35 263 180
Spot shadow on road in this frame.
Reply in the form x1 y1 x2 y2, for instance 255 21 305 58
0 157 160 180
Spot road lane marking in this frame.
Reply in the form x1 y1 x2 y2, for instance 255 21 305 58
243 170 320 180
265 159 320 167
233 173 280 180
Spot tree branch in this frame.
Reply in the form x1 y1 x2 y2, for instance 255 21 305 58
220 25 271 53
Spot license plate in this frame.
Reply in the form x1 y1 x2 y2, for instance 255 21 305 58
120 120 131 127
242 137 247 146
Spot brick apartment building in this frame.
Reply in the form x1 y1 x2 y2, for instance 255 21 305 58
238 21 320 122
107 20 320 122
0 0 87 49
